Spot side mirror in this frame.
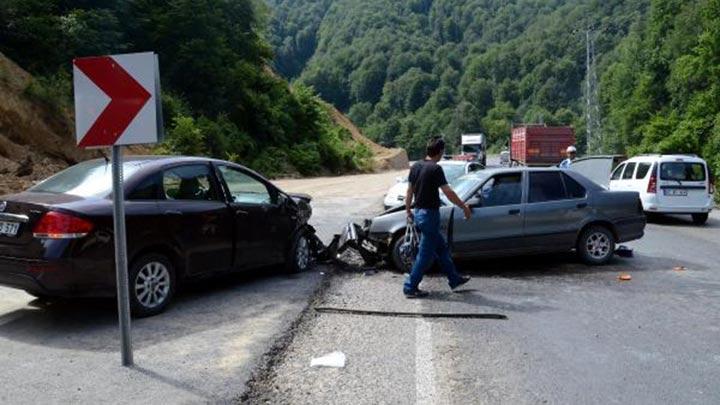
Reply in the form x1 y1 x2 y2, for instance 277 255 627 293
467 194 484 208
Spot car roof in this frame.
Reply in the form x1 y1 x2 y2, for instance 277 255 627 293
438 160 472 166
623 154 707 163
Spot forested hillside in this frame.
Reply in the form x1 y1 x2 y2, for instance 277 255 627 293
600 0 720 175
0 0 374 177
267 0 646 157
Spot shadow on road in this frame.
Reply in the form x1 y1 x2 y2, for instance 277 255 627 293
0 266 311 353
647 213 718 228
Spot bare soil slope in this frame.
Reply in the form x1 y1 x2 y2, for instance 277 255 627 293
326 103 408 171
0 52 100 193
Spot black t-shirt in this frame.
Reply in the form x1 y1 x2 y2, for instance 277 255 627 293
408 160 448 209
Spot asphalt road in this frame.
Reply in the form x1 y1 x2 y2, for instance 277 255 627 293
245 171 720 404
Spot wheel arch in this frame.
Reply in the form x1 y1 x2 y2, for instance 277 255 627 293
577 220 618 243
130 244 184 278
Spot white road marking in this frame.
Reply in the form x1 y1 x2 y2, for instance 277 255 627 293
416 317 438 404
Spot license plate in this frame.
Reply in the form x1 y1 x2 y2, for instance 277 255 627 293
664 189 688 197
0 221 19 236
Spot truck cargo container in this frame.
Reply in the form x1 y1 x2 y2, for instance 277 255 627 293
510 125 575 166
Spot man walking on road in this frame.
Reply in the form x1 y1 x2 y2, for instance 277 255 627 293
403 137 472 298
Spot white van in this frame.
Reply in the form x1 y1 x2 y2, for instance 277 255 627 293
609 154 715 224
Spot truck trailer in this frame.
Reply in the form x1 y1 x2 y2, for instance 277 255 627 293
510 125 575 167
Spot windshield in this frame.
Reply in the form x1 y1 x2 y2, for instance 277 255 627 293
660 162 706 181
462 144 482 154
440 173 486 204
30 159 144 198
439 163 467 183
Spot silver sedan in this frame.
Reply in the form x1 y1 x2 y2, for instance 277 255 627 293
364 167 646 270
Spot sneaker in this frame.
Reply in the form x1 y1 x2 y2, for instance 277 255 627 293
450 275 471 290
404 289 429 298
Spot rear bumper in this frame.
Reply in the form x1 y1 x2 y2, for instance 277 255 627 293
615 215 646 243
0 256 114 298
642 195 714 214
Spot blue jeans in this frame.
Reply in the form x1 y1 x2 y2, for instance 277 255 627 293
403 209 463 293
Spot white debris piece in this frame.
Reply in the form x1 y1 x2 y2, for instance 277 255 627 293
310 351 346 368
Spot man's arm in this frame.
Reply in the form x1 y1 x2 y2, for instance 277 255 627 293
441 184 472 220
405 184 414 219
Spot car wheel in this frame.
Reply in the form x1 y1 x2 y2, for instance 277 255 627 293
692 213 709 225
390 233 411 273
130 253 176 318
287 232 312 273
577 225 616 265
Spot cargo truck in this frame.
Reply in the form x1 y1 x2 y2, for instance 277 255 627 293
510 125 575 166
454 134 487 166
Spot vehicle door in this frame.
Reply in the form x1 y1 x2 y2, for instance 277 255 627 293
608 163 627 191
633 162 653 192
523 171 590 251
452 172 525 257
215 165 291 269
156 164 235 276
656 160 710 208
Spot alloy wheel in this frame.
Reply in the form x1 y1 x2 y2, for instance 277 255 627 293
586 232 611 259
134 261 171 309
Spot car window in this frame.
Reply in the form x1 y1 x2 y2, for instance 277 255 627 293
163 165 220 201
610 163 625 181
635 163 651 179
129 173 162 200
660 162 706 181
218 166 275 205
529 172 566 203
622 162 636 180
479 173 522 207
562 173 587 199
29 160 143 198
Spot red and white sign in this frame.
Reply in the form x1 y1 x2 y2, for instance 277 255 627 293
73 52 162 148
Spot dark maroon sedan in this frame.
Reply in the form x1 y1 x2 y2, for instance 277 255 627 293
0 156 314 316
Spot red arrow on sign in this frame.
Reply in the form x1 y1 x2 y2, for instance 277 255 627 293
74 56 151 147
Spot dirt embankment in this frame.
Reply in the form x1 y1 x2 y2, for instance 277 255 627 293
326 104 408 171
0 52 101 194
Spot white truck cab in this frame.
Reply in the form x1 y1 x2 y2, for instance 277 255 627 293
609 154 715 224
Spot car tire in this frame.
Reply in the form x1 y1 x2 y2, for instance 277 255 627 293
129 253 176 318
389 233 410 273
287 231 312 273
692 213 709 225
577 225 616 265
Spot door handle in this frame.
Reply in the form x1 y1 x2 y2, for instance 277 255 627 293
235 209 248 216
164 210 183 216
576 203 588 209
508 209 520 215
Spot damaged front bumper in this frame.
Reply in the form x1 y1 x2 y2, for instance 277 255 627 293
312 222 386 266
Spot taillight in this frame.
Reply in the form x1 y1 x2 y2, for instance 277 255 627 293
647 171 657 194
33 211 94 239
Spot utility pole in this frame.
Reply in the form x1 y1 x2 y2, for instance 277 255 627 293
585 29 602 154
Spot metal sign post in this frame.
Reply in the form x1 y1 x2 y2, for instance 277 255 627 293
111 145 133 366
73 52 162 366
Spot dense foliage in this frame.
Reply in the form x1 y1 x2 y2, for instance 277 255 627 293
600 0 720 179
0 0 370 177
267 0 647 157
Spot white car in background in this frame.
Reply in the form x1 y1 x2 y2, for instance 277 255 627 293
609 154 715 225
383 160 483 209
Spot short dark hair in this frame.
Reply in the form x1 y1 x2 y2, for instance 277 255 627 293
426 136 445 157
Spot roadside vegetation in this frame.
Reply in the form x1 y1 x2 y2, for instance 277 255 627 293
0 0 371 177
